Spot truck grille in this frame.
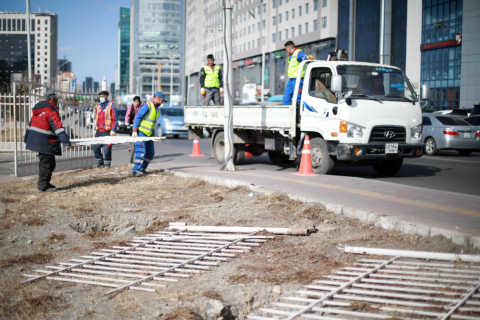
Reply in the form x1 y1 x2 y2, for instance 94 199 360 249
369 126 406 143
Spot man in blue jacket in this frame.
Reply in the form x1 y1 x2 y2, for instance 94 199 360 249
131 92 165 176
283 41 313 105
24 90 71 192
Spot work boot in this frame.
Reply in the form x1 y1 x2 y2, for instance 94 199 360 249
141 170 151 175
132 171 144 177
104 164 111 169
39 187 57 192
47 183 56 189
93 162 103 169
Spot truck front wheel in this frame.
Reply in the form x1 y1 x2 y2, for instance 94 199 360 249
309 137 335 174
372 159 403 175
213 132 245 165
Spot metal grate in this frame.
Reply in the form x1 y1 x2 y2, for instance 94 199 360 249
369 126 406 143
249 257 480 320
22 230 273 297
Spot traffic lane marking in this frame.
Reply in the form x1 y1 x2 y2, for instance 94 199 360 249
191 168 480 219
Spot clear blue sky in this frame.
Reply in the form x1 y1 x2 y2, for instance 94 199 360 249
2 0 131 87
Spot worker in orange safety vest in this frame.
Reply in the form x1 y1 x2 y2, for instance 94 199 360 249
93 90 117 168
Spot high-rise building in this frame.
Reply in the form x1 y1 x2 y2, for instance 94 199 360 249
184 0 338 104
58 58 72 73
0 11 58 88
117 7 130 96
84 76 93 92
338 0 479 111
58 72 76 92
129 0 184 103
110 82 115 98
94 81 99 93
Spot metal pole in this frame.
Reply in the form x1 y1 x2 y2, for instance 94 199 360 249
13 83 18 177
222 0 235 171
170 58 173 107
151 67 154 96
26 0 32 86
379 0 385 64
261 42 265 102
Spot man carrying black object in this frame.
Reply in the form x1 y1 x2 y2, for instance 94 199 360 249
24 90 71 192
200 54 223 105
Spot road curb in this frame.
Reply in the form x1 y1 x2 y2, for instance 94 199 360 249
164 169 480 250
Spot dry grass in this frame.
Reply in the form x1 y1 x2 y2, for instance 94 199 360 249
47 233 66 241
0 292 64 319
203 290 222 300
144 220 169 234
24 217 44 226
160 307 203 320
0 252 54 268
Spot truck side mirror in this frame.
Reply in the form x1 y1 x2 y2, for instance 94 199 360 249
422 84 430 100
331 75 342 93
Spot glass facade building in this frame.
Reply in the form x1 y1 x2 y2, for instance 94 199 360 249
119 7 130 95
0 34 35 88
131 0 183 100
420 0 463 111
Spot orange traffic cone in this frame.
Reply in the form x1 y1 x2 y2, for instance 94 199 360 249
245 144 254 157
293 135 319 176
189 139 205 157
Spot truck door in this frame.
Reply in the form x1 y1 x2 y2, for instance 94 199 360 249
301 65 340 139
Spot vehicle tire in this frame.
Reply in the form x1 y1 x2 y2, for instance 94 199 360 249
213 132 243 165
458 150 472 156
173 134 179 139
130 143 135 164
268 151 288 164
372 159 404 175
309 137 336 174
425 137 438 155
157 125 165 138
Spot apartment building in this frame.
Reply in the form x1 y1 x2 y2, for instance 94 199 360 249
0 11 58 89
184 0 338 104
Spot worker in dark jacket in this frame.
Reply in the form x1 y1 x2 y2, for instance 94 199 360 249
24 90 71 192
200 54 223 105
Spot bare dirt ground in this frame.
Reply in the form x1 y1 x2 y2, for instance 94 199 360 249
0 165 479 320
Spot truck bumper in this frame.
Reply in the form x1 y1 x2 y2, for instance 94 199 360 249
336 143 425 161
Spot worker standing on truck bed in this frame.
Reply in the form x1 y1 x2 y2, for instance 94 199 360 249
200 54 223 105
283 41 313 105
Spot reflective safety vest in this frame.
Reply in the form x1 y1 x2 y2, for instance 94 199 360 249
138 101 159 136
203 65 221 88
287 49 306 79
95 102 114 131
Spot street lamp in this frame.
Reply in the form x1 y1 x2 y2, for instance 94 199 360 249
146 65 159 97
166 54 180 107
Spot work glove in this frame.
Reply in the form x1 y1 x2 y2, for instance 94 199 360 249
65 145 71 150
110 131 116 136
307 55 314 60
131 130 138 138
219 88 224 95
201 88 206 96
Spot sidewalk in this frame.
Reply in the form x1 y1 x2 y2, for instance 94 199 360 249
149 162 480 249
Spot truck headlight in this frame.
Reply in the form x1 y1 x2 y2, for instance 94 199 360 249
411 124 422 139
347 123 365 138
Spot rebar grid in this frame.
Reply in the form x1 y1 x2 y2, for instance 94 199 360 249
22 230 273 297
249 258 480 320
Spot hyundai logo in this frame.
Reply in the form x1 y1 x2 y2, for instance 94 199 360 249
384 131 396 138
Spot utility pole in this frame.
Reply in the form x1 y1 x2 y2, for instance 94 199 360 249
26 0 32 87
222 0 235 171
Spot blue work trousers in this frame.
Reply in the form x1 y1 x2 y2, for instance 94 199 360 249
283 78 304 105
92 131 112 166
133 131 155 173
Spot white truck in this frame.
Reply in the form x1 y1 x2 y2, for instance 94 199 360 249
185 60 428 175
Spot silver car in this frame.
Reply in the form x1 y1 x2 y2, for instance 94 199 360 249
422 114 480 156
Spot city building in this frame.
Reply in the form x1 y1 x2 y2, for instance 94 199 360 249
184 0 338 104
110 82 115 98
57 71 76 92
58 58 72 73
0 11 58 89
116 7 130 96
94 81 99 93
84 76 93 92
338 0 479 112
128 0 184 103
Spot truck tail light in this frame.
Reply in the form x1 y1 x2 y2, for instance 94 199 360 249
475 132 480 137
340 121 348 133
442 130 459 136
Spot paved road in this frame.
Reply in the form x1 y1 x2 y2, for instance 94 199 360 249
109 135 480 196
3 134 479 196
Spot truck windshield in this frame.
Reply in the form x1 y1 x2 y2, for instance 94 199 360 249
336 65 417 102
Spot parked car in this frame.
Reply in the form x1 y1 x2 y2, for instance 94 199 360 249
464 115 480 127
115 109 130 133
422 114 480 156
449 107 472 119
155 107 188 138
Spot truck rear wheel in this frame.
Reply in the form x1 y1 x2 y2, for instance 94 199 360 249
309 137 335 174
372 159 403 175
213 132 245 165
267 151 288 164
